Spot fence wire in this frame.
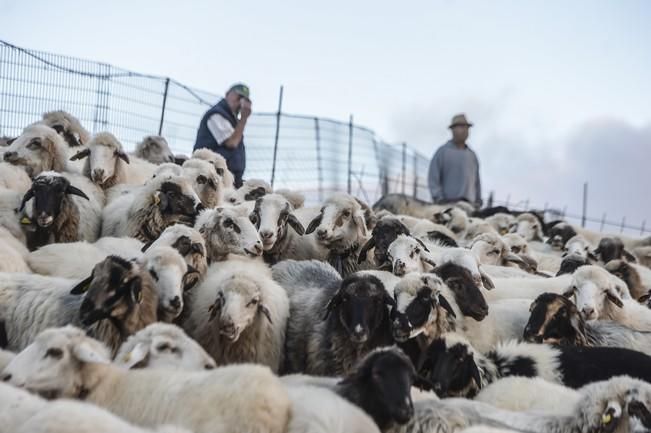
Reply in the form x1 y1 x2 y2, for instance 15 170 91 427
0 40 647 236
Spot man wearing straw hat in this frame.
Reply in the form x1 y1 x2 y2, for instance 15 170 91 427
428 113 482 207
194 83 251 188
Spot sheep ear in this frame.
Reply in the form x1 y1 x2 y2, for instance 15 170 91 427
19 189 34 212
357 237 376 264
480 269 494 290
623 249 637 263
183 267 201 291
377 261 393 272
587 251 598 262
72 341 109 365
70 275 93 295
258 304 273 324
69 148 90 161
426 231 458 247
562 287 576 298
51 124 65 134
287 214 305 236
117 151 130 164
353 210 369 239
639 292 651 304
420 252 437 268
413 375 435 391
244 187 267 201
470 360 483 389
208 298 222 321
504 252 525 265
215 167 224 176
66 185 90 201
129 278 143 304
140 239 155 253
353 198 377 231
154 191 169 211
383 291 396 308
415 238 430 252
606 289 624 308
438 294 457 319
323 290 343 320
305 212 323 235
118 342 150 369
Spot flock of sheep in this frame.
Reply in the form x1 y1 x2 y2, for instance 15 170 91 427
1 110 651 433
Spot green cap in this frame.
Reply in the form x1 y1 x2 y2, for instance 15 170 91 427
228 83 250 99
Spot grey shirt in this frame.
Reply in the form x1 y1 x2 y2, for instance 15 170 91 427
428 140 481 205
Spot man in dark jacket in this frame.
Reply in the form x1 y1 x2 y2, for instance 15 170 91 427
193 83 251 187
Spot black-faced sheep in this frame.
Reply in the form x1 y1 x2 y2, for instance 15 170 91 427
0 255 158 354
182 257 289 373
19 171 102 251
3 326 292 433
102 174 203 242
272 260 394 375
134 135 175 165
358 217 410 266
523 293 651 356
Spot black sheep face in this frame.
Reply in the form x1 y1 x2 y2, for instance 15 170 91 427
70 256 145 327
418 337 482 398
20 174 89 228
546 223 577 250
156 182 202 219
325 275 394 344
523 293 583 345
432 262 489 321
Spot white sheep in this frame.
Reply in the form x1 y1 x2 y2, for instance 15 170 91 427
514 212 545 242
144 224 208 276
485 213 517 236
475 377 580 414
566 265 651 331
192 147 235 189
182 157 224 208
102 174 203 242
0 187 27 244
486 273 574 302
0 226 30 273
0 162 31 193
223 178 272 205
70 132 157 189
194 206 263 261
3 326 292 433
469 232 525 267
2 124 73 176
0 382 192 433
183 257 289 373
114 322 216 371
134 135 175 165
432 206 469 238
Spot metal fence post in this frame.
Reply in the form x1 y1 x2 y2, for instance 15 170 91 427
412 151 418 198
401 142 406 195
621 217 626 233
270 85 284 188
158 78 170 136
641 220 646 236
314 117 323 202
347 114 353 194
581 182 588 228
600 213 607 232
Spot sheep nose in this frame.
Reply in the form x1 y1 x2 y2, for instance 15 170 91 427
260 230 273 240
1 373 11 382
253 243 263 255
316 229 328 240
169 296 181 309
3 151 17 162
582 307 595 319
92 168 104 181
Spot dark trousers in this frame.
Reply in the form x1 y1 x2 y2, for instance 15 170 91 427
233 171 244 188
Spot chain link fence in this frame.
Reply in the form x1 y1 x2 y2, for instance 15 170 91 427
0 40 430 206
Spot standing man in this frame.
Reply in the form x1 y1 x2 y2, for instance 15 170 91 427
428 114 482 207
194 83 252 187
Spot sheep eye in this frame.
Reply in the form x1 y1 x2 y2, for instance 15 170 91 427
196 175 207 185
415 248 421 254
229 198 237 203
156 343 171 352
249 214 258 224
149 269 159 281
342 210 351 218
45 348 63 359
247 298 259 307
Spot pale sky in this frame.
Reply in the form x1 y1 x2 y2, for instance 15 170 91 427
1 0 650 232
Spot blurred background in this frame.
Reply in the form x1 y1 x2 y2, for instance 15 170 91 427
1 0 649 233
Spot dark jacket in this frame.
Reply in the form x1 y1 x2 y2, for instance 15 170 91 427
193 99 245 185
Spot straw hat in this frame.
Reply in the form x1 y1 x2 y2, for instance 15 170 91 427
449 114 473 128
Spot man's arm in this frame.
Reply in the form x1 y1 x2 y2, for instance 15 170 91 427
428 151 443 202
222 99 252 149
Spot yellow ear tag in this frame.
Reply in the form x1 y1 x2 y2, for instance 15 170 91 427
20 217 32 225
602 413 612 424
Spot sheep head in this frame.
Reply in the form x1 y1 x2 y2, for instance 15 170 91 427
523 293 587 346
594 237 637 264
196 206 263 261
3 124 68 176
546 222 577 250
470 232 524 267
515 212 544 242
41 110 90 148
70 256 158 329
485 213 517 236
358 217 410 265
135 135 174 165
115 323 215 371
2 326 111 399
142 224 207 278
182 158 224 208
385 235 436 276
431 261 490 321
323 273 394 344
391 273 456 342
306 193 374 253
19 172 89 228
207 275 272 342
249 193 304 252
191 148 234 188
70 132 129 188
563 265 629 321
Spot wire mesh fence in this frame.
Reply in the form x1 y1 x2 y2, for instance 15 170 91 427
0 39 647 236
0 39 431 207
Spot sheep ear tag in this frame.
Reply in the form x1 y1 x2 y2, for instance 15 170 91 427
20 216 32 225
